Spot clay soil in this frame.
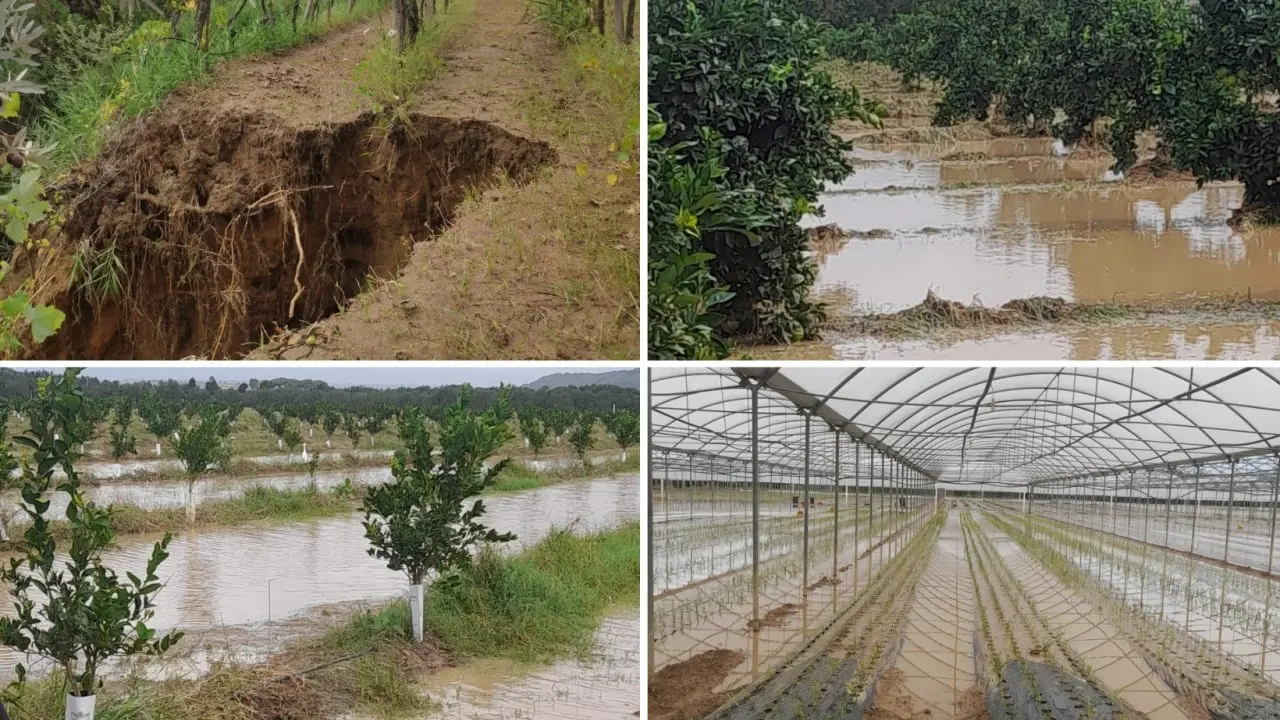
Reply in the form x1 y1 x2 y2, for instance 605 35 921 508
18 0 638 359
649 649 747 720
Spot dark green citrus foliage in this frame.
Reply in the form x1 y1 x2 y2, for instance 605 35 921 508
647 113 745 360
0 370 181 697
649 0 880 356
868 0 1280 210
362 386 516 586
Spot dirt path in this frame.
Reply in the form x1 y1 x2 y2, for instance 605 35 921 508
869 512 983 720
24 0 638 360
252 0 641 360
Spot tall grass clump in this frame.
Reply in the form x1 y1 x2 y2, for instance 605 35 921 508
427 523 640 661
353 0 474 113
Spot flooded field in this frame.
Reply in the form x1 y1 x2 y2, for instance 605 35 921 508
790 65 1280 360
0 473 638 685
67 448 622 480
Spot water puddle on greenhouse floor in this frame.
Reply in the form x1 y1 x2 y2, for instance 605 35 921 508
0 474 639 680
800 142 1280 359
419 611 640 719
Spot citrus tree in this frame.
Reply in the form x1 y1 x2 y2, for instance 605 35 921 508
649 0 880 355
0 370 181 715
518 409 549 457
173 405 231 523
107 396 137 462
567 412 595 467
362 386 516 643
603 409 639 461
0 0 65 354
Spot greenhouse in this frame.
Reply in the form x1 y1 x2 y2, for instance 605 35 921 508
648 366 1280 720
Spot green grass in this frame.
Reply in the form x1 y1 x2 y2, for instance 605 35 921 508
36 0 392 171
426 522 640 662
0 483 360 548
352 0 474 113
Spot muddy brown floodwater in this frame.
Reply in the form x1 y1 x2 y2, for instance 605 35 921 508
786 64 1280 359
422 611 640 719
0 474 638 680
813 151 1270 311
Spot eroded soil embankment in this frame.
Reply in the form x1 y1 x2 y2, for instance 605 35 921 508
17 106 555 359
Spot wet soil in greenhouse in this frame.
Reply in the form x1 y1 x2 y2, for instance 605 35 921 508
649 648 747 720
744 63 1280 360
15 0 638 360
653 507 1239 720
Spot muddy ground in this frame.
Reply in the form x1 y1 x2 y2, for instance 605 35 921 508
646 507 1272 720
15 0 638 359
741 63 1280 360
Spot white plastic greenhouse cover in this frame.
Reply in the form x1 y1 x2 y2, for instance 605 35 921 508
650 367 1280 487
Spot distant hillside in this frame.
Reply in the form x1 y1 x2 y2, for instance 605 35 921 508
527 370 639 390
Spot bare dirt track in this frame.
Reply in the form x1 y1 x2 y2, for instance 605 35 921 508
19 0 638 359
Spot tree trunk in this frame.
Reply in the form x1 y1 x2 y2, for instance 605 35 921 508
194 0 213 50
292 0 301 31
262 0 277 27
395 0 421 51
169 11 182 37
625 0 635 41
596 0 604 35
348 0 356 13
187 482 197 524
409 582 425 643
612 0 623 42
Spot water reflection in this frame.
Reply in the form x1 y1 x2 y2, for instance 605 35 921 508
812 149 1280 313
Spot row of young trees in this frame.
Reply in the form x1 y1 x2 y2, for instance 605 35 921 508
835 0 1280 218
516 406 639 464
0 372 589 717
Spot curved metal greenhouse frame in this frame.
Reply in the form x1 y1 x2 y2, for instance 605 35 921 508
649 366 1280 719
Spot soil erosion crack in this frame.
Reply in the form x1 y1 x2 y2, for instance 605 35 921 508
22 107 556 359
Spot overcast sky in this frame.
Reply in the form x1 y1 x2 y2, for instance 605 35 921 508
7 364 637 389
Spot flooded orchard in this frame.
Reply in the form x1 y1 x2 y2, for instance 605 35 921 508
797 65 1280 360
0 472 639 714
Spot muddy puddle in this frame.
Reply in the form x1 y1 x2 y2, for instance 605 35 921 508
66 448 617 480
422 610 639 719
0 474 638 679
806 133 1280 359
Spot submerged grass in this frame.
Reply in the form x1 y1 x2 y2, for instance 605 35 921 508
5 523 637 718
0 460 631 545
492 454 639 493
38 0 392 171
0 483 360 548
